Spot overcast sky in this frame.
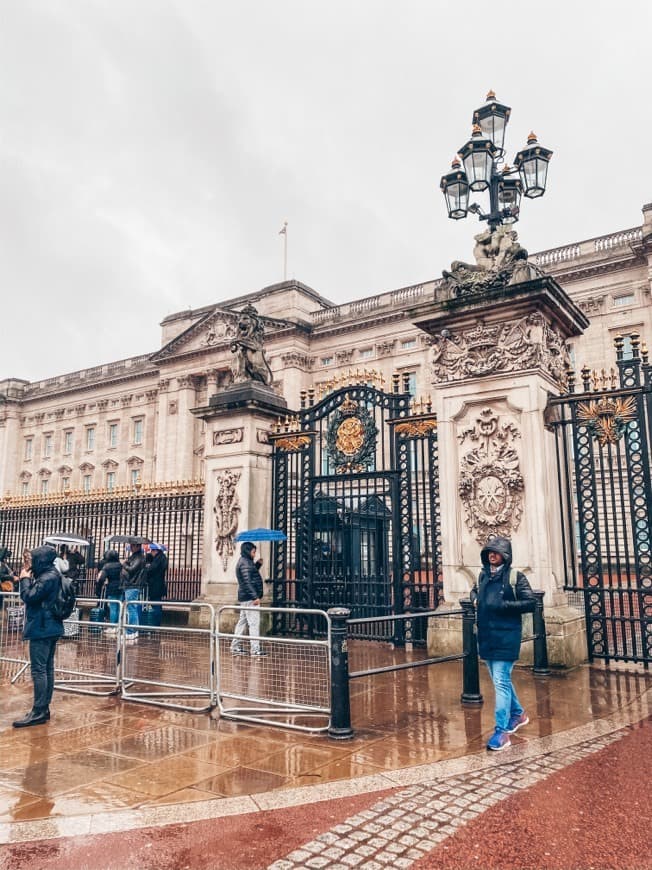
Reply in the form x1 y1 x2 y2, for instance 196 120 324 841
1 0 650 382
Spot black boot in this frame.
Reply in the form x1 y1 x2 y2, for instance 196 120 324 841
12 708 48 728
44 707 51 721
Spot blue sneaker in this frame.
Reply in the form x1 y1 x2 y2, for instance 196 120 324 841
487 729 511 751
506 712 529 734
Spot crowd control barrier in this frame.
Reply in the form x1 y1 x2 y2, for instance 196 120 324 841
216 605 331 733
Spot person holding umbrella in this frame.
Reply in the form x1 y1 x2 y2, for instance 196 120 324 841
231 541 265 656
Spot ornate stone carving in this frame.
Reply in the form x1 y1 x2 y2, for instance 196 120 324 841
203 317 236 347
126 455 143 468
19 470 32 481
145 390 158 402
34 413 45 424
214 469 241 570
96 400 109 412
79 462 95 472
577 295 606 315
213 428 244 446
335 349 355 365
458 408 524 545
74 404 86 415
177 375 195 390
256 428 270 445
120 394 133 407
429 313 569 385
158 379 170 392
101 458 119 469
38 467 52 478
54 408 66 420
376 340 396 357
168 400 178 416
441 226 543 297
280 352 314 370
231 304 273 386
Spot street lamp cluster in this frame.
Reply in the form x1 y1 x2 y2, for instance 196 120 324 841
440 92 552 230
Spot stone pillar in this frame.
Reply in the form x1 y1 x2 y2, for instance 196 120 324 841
414 276 590 667
192 382 288 612
175 376 197 481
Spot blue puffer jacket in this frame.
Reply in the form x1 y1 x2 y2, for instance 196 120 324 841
20 546 64 641
473 537 535 662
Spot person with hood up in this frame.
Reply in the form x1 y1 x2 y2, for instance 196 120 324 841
471 536 536 752
96 549 122 633
0 547 17 592
13 546 64 728
231 541 265 656
142 544 168 627
120 539 146 642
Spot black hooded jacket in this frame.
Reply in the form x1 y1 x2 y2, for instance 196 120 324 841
19 546 64 640
473 536 535 662
96 550 122 598
235 542 263 602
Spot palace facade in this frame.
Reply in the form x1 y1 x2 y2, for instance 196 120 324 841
1 203 651 502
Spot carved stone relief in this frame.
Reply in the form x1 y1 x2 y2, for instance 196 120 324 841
280 352 314 370
168 400 178 416
203 317 236 347
577 295 605 315
335 349 355 365
376 340 396 357
429 313 570 386
458 408 524 544
214 469 241 570
213 428 244 446
256 428 270 445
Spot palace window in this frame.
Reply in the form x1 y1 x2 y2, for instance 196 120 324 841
41 478 49 496
82 474 92 493
86 427 95 451
359 348 374 359
106 471 116 491
401 338 417 350
621 335 634 360
43 434 52 458
61 476 70 491
133 418 144 445
21 482 29 497
320 356 333 367
24 438 33 461
404 372 417 396
131 468 141 487
108 422 119 448
63 430 73 454
613 293 635 308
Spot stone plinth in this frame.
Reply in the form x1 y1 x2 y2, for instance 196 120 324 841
191 383 287 623
413 276 589 667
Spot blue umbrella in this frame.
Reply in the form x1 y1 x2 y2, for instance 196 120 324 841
235 528 287 542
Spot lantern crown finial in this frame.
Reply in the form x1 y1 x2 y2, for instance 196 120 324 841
471 123 483 136
486 89 496 100
527 131 538 144
451 155 461 169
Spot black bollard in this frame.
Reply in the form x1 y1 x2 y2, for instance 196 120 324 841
327 607 354 739
532 590 550 676
460 598 483 705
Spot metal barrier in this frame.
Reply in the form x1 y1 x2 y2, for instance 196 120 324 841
216 605 331 733
0 592 29 683
54 597 123 696
120 600 215 713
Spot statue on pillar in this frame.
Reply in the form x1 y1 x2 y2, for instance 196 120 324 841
230 303 274 386
442 226 542 297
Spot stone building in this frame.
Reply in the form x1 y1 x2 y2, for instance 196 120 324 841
0 203 650 503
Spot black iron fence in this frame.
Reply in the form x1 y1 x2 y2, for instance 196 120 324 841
0 483 204 601
547 334 652 666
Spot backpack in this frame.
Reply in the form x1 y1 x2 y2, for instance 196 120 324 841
505 567 533 638
50 573 77 621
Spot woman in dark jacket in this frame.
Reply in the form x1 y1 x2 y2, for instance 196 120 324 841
96 549 122 628
142 545 168 627
472 536 536 752
13 546 64 728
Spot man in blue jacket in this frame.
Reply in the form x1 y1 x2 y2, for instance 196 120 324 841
13 546 64 728
472 536 536 751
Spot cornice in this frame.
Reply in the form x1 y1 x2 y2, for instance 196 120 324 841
18 366 160 406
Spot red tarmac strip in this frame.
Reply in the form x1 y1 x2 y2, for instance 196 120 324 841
415 717 652 870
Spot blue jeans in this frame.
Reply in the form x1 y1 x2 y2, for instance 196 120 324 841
485 660 524 732
108 594 121 625
124 587 141 636
29 637 58 712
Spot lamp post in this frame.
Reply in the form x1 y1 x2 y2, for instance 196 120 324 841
440 91 552 230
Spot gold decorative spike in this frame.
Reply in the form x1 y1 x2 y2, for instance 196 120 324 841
576 395 637 446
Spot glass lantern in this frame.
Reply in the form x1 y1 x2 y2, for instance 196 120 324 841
440 157 470 220
472 90 511 153
514 132 553 199
458 125 497 192
497 168 522 222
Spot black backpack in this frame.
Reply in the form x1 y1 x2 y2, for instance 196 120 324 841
50 573 77 621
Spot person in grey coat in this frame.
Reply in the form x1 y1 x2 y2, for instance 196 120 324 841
13 546 64 728
471 536 536 752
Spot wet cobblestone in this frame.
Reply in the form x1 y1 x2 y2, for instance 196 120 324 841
267 730 623 870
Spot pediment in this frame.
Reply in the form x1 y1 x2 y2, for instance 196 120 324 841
150 307 239 363
101 459 119 470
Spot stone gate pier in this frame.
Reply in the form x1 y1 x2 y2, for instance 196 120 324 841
413 237 590 667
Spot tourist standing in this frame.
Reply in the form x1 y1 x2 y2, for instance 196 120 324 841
143 544 168 626
96 549 122 631
231 542 265 656
120 539 146 642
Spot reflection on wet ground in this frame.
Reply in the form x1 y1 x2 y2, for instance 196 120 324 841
1 640 650 824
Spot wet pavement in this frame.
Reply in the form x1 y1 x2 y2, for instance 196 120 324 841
0 642 651 868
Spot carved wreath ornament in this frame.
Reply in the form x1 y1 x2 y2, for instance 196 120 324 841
458 408 524 545
214 469 241 570
326 394 377 474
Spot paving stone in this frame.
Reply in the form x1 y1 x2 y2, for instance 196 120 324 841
332 824 353 835
348 830 371 843
321 846 345 861
398 833 419 847
304 856 331 869
316 831 341 846
353 844 377 858
385 840 408 855
285 850 312 863
361 823 383 834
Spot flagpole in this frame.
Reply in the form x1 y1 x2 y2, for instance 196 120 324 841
279 221 288 281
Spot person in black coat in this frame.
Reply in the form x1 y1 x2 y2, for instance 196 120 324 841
13 546 64 728
471 536 536 752
96 549 122 630
120 539 146 641
231 541 265 656
142 545 168 627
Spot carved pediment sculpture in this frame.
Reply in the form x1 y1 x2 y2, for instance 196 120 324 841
430 314 570 386
458 408 524 544
441 226 543 297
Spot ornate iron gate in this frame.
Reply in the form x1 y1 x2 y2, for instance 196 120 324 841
269 376 442 644
547 335 652 665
